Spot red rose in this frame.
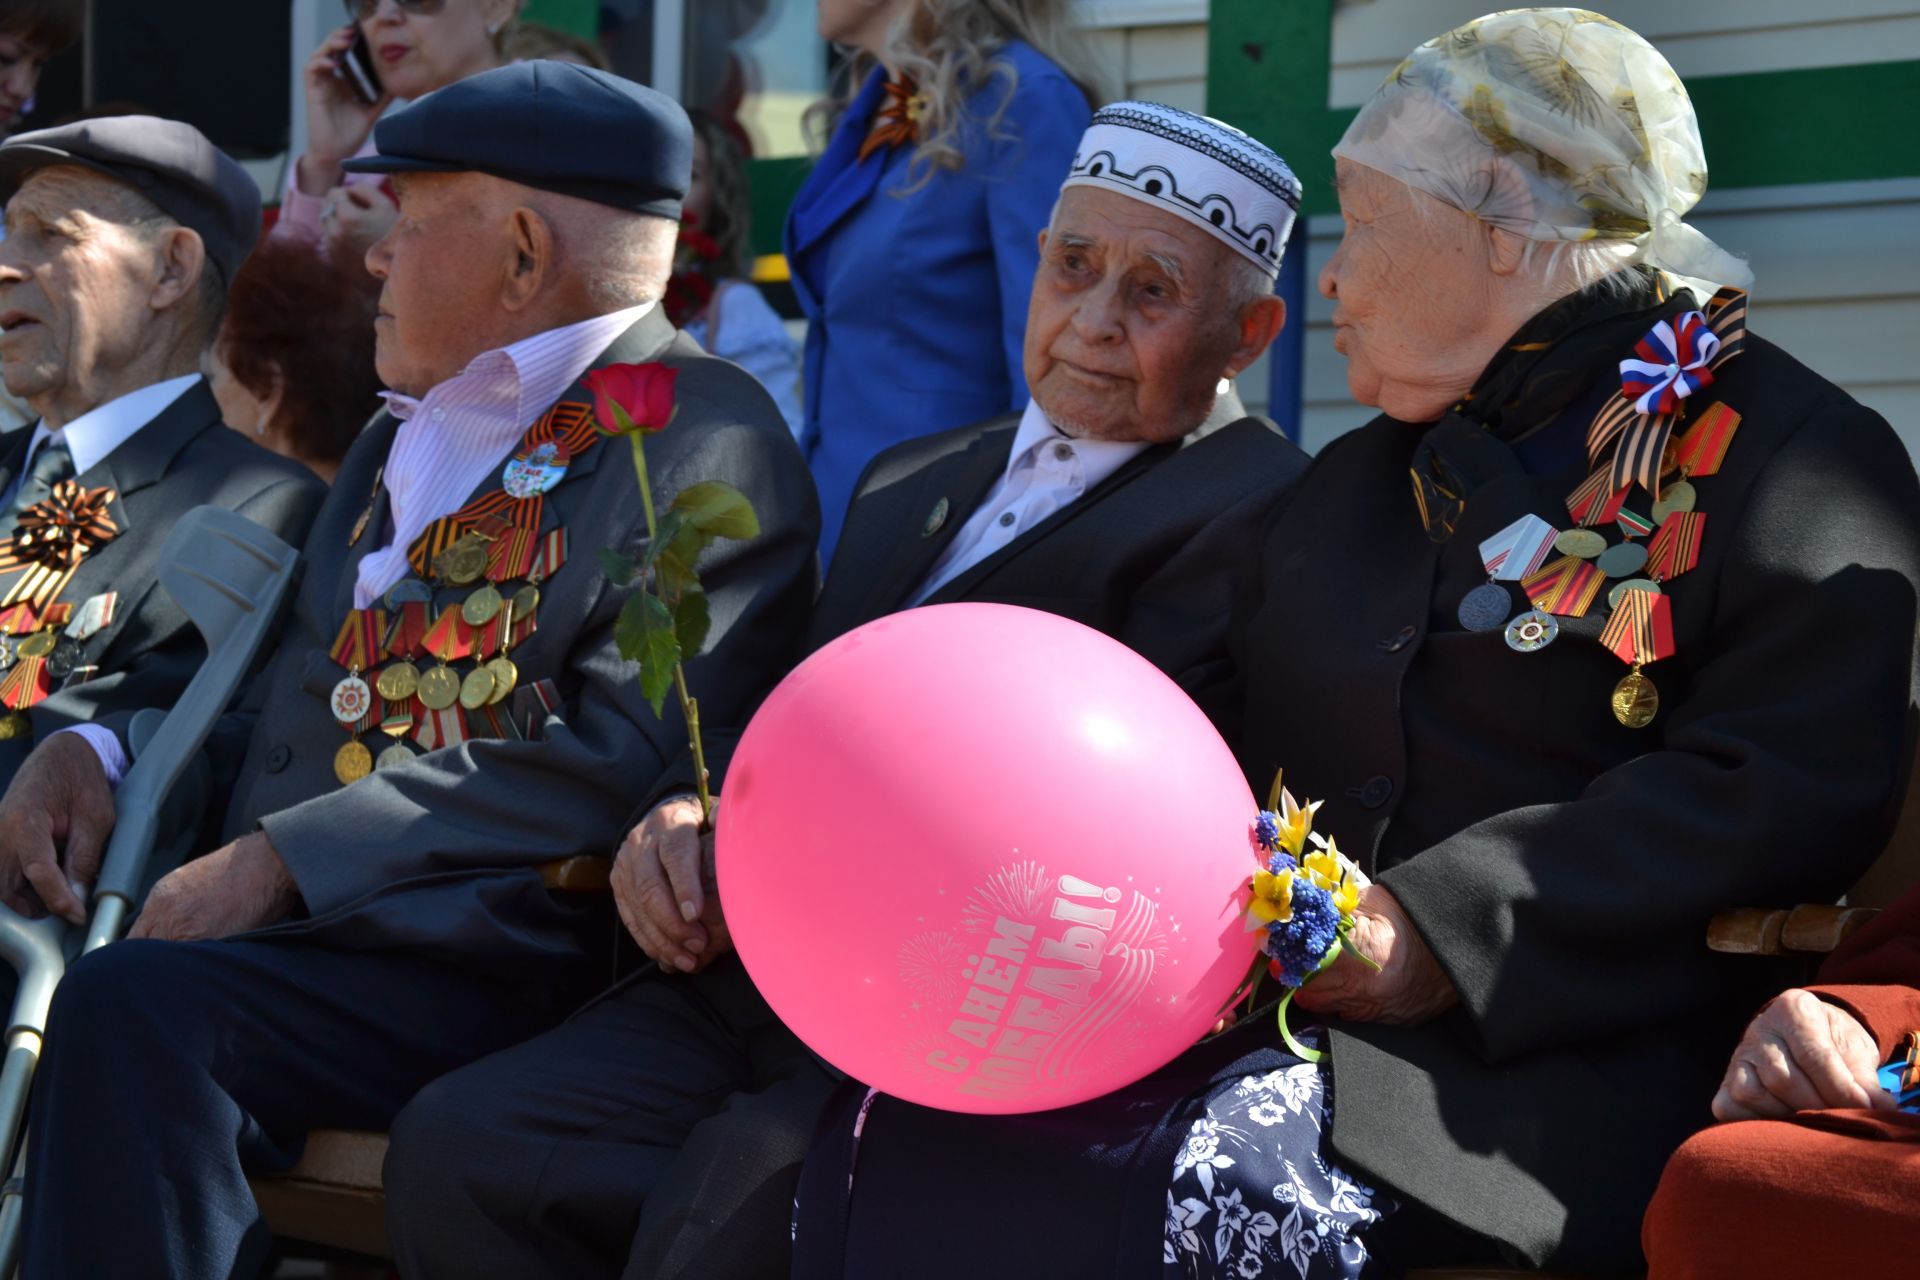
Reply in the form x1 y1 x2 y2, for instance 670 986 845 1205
585 362 679 435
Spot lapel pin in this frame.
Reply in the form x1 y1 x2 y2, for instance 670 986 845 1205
921 497 949 539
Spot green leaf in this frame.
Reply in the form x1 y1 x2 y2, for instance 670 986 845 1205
615 592 681 716
640 511 689 572
671 481 760 541
673 585 711 659
598 547 638 588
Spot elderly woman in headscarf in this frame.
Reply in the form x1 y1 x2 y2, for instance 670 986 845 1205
785 10 1920 1278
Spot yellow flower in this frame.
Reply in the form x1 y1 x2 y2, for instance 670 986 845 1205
1250 867 1294 925
1273 789 1319 858
1332 877 1360 918
1302 848 1340 892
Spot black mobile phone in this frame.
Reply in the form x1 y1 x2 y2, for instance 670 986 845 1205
342 29 383 106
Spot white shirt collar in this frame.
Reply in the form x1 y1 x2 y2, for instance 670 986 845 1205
1004 398 1149 491
27 374 201 479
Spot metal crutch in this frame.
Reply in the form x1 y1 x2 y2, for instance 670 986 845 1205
0 506 301 1275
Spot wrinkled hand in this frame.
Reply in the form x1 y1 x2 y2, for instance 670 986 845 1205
297 24 391 195
1292 884 1458 1026
0 733 117 925
1711 989 1893 1121
612 794 729 973
322 184 399 265
129 832 300 942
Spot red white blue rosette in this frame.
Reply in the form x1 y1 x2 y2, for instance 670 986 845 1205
1619 311 1720 416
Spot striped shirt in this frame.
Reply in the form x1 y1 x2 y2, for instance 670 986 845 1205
352 302 653 608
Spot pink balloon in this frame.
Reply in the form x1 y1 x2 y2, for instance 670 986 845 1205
717 603 1258 1115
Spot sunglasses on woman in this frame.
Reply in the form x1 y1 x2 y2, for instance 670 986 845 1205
344 0 447 20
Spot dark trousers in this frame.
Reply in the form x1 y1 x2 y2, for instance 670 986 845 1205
384 955 836 1280
20 935 594 1280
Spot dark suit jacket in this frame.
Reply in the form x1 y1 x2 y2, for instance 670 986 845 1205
1236 334 1920 1268
164 307 817 984
672 398 1309 805
0 381 325 782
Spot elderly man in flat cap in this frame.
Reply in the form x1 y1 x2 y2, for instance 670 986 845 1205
380 101 1307 1280
0 117 324 807
5 62 817 1279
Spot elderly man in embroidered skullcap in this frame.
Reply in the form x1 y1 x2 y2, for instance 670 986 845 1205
379 101 1308 1280
753 11 1920 1279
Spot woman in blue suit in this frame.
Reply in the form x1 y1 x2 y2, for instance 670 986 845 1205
788 0 1099 562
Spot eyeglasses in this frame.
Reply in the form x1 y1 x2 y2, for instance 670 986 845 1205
344 0 448 20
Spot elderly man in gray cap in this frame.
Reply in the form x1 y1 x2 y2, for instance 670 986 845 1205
0 117 324 808
5 62 818 1280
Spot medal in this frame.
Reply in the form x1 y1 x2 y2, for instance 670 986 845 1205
1607 577 1662 610
333 739 374 785
349 465 384 548
1555 528 1607 559
375 708 415 770
375 662 420 702
64 593 116 641
461 584 503 627
1645 511 1705 583
1565 470 1627 529
436 536 490 586
418 663 461 711
15 631 55 660
459 665 496 710
1611 669 1659 728
1652 480 1696 523
376 741 414 770
384 577 433 608
485 656 519 705
1600 588 1675 729
45 637 80 681
502 440 570 499
1522 555 1605 618
329 676 373 725
0 635 13 671
0 711 29 739
1504 609 1559 653
1458 584 1512 633
1596 540 1649 578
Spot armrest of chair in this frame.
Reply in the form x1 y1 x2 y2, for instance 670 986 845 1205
1707 904 1879 956
537 856 611 892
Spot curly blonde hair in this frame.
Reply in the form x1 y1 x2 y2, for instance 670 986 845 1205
811 0 1105 189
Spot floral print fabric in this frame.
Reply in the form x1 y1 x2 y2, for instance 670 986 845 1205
1163 1062 1394 1279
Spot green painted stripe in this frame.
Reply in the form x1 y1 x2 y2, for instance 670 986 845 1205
519 0 598 38
1206 0 1920 216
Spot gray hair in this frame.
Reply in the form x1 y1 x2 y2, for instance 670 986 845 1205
540 199 677 312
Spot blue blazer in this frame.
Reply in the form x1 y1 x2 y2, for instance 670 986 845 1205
785 42 1091 561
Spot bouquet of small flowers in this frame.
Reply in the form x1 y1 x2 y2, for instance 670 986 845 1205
1241 772 1376 1061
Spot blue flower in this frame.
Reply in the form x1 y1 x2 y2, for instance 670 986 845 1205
1253 810 1282 852
1265 852 1296 877
1264 880 1341 988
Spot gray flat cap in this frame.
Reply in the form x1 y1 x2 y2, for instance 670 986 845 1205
0 115 262 288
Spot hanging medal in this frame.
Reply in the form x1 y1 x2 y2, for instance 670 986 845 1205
374 706 417 771
1600 587 1675 728
327 609 386 784
1597 507 1654 579
1459 514 1558 633
1521 554 1605 619
1645 511 1705 584
417 606 472 713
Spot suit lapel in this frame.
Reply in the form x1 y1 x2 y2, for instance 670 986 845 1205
784 68 895 263
858 428 1015 620
925 439 1179 605
0 426 31 504
73 379 224 548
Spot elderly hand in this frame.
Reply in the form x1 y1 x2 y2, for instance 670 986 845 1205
298 24 391 195
1292 884 1459 1025
1711 989 1894 1122
612 794 730 974
129 831 300 942
0 732 117 925
322 184 400 265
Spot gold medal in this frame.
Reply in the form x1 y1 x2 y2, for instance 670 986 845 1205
459 665 496 710
512 584 540 618
485 656 518 704
1554 528 1608 559
418 663 462 710
375 662 420 702
461 583 503 626
1611 667 1659 729
442 539 489 585
15 631 55 659
0 711 29 740
1652 480 1697 524
333 739 374 784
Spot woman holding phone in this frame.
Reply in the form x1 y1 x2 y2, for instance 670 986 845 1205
279 0 522 259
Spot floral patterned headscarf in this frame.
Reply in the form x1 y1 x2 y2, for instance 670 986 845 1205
1334 7 1752 296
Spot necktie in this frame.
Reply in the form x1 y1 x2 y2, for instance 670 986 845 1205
6 434 74 530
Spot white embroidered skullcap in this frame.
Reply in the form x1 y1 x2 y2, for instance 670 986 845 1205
1062 101 1301 279
1334 8 1752 297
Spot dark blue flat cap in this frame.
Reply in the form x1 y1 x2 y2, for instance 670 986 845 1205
345 61 690 218
0 115 260 287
